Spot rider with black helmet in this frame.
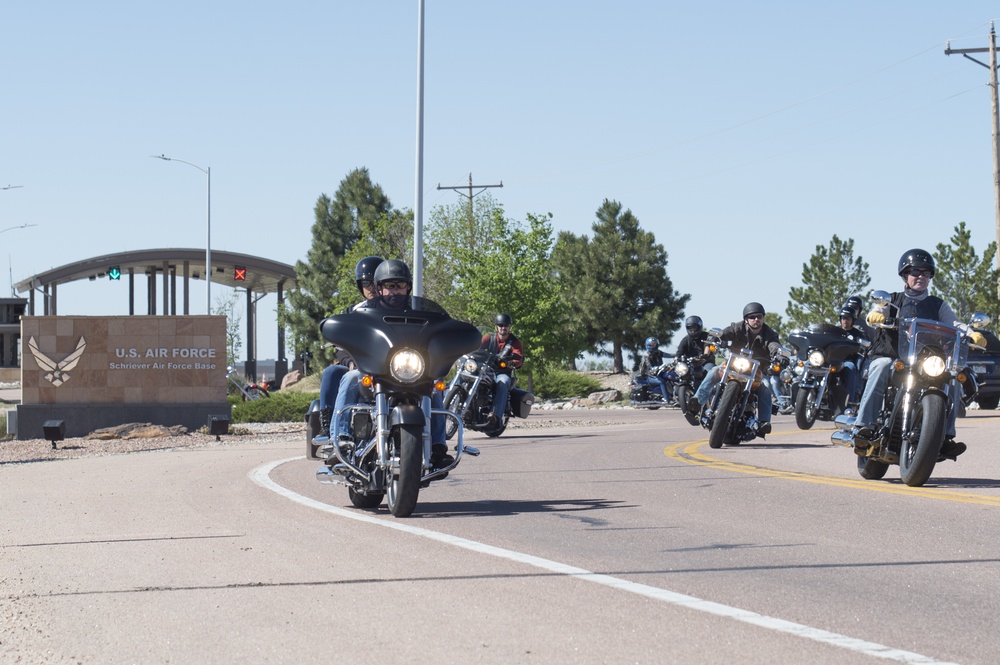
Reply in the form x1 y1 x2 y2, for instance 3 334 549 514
636 336 669 401
691 302 781 436
675 315 714 372
315 256 384 446
836 304 867 406
480 313 525 426
854 248 984 461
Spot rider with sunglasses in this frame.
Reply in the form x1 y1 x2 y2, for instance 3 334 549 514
480 313 525 427
691 301 782 436
854 248 985 461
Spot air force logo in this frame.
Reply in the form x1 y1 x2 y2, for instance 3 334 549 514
28 336 87 387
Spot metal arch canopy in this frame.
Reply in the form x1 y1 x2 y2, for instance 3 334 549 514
13 248 297 294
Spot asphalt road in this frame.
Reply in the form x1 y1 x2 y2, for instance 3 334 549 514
3 407 1000 664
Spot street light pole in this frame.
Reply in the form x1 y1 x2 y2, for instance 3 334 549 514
1 224 38 296
153 155 212 312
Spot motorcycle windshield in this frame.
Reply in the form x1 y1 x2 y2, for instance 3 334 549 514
319 297 482 380
787 324 864 364
898 318 968 372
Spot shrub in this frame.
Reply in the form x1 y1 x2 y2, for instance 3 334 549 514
230 390 318 423
532 369 603 399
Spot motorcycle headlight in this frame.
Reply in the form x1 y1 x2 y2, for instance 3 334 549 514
920 355 946 378
732 356 752 373
463 357 479 373
675 361 689 376
390 348 424 383
808 350 825 367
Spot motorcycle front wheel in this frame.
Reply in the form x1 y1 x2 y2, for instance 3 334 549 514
899 392 946 487
709 381 741 449
484 411 509 438
443 386 467 440
349 487 384 510
386 424 423 517
794 388 817 430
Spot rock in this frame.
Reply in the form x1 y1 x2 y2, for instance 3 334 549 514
280 370 303 390
86 423 189 440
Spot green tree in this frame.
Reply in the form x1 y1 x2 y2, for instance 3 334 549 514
785 235 870 330
214 289 243 367
933 222 1000 322
330 210 413 315
765 312 788 344
285 168 392 367
553 199 689 373
548 230 595 367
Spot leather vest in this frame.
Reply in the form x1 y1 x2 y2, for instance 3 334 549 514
868 292 944 358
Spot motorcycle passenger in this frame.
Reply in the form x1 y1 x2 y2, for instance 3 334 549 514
636 336 669 401
314 256 382 445
332 259 452 468
854 248 985 461
691 302 781 436
480 313 525 427
845 295 870 338
675 316 715 375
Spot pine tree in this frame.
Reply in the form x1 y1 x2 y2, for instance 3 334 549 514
785 235 870 330
933 221 1000 321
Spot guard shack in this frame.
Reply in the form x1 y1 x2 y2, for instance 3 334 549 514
0 297 27 383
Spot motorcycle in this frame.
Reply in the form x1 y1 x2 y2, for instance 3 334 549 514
629 363 677 409
697 329 790 448
672 355 711 421
787 324 868 430
227 366 269 401
443 347 534 439
831 291 986 487
313 297 482 517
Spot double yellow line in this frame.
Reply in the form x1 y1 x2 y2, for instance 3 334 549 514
664 435 1000 506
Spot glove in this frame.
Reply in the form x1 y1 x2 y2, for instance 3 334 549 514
970 331 987 348
866 310 886 326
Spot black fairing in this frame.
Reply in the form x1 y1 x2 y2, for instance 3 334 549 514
319 297 482 382
787 324 864 364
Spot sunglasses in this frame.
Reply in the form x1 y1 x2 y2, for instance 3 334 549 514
359 279 374 288
905 269 932 278
380 281 409 291
745 314 763 321
497 325 510 329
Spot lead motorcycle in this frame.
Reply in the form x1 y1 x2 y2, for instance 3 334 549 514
443 347 534 439
831 291 985 487
695 329 790 448
313 297 482 517
787 324 868 430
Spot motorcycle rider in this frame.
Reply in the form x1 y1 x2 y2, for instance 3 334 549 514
690 302 781 436
314 256 382 445
480 313 525 427
853 248 985 461
675 316 715 375
636 336 670 402
835 304 867 410
331 259 452 468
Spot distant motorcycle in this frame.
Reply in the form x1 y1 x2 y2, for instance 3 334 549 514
227 366 269 401
629 363 677 409
831 291 985 487
443 347 534 438
787 324 868 429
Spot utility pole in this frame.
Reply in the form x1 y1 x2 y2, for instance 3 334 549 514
437 173 503 219
946 22 1000 300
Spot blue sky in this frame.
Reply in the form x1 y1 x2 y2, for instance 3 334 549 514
4 2 1000 361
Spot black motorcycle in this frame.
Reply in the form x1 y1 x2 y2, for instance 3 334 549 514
787 324 867 430
629 363 676 409
443 347 534 438
312 297 481 517
672 355 711 422
831 292 985 487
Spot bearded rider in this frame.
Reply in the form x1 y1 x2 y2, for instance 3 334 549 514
690 302 781 437
853 248 985 461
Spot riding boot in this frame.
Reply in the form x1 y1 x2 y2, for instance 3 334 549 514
314 407 333 443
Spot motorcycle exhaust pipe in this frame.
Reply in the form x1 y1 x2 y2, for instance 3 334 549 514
316 465 348 485
833 413 856 428
830 430 854 448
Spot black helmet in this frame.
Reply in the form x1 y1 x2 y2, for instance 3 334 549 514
495 313 512 327
742 302 765 319
685 315 703 335
897 248 935 278
645 336 660 352
354 256 383 294
839 306 856 321
373 259 412 287
845 295 863 317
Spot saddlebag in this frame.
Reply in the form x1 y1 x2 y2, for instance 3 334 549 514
510 387 535 418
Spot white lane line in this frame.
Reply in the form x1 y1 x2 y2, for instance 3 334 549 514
251 457 957 665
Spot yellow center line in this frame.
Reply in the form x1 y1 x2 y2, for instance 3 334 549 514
664 432 1000 507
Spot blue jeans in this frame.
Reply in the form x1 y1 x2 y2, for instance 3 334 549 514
494 373 512 417
319 364 348 410
695 365 773 424
334 369 446 444
840 361 859 403
856 356 957 437
646 374 669 400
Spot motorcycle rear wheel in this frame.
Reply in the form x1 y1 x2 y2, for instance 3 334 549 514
386 424 423 517
794 389 817 430
484 411 508 438
443 386 467 441
856 455 889 480
899 392 946 487
709 381 741 449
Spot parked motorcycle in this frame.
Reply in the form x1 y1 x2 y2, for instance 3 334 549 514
443 347 534 438
227 366 269 401
831 291 985 487
313 297 481 517
696 329 790 448
629 363 677 409
787 324 868 430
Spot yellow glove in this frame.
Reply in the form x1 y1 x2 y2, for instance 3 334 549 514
866 310 886 326
970 331 987 348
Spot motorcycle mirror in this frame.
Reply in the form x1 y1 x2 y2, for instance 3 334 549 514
970 312 992 329
776 346 793 358
870 290 892 307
